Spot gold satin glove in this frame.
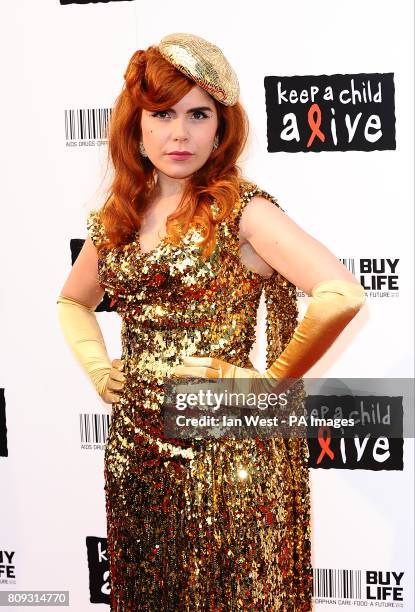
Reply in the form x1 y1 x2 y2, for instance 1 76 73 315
265 278 366 381
173 355 264 409
56 295 125 403
173 279 366 398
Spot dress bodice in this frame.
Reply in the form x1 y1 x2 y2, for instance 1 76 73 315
87 179 300 389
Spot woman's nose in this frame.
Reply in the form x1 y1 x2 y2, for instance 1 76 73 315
171 117 190 140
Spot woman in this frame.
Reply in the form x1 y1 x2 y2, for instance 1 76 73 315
57 33 366 611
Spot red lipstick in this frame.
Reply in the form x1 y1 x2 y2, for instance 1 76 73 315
168 151 193 160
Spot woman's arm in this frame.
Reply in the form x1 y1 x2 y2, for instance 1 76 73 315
239 196 358 294
239 196 366 380
59 236 106 310
57 237 124 403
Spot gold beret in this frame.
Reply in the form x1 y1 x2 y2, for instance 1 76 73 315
158 32 240 106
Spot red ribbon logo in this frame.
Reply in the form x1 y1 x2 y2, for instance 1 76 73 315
307 103 326 147
317 425 334 463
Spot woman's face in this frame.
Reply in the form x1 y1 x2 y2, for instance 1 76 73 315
140 85 219 180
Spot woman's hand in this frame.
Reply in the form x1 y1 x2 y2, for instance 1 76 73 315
101 358 126 404
172 356 277 402
173 355 257 380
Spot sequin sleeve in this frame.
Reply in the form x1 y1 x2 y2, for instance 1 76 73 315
86 209 107 248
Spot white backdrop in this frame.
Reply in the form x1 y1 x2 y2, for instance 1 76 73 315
0 0 413 610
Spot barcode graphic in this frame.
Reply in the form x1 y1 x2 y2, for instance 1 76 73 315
313 568 362 599
65 108 112 140
340 258 356 274
80 413 111 444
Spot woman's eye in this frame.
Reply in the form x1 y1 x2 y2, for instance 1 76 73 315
192 111 208 119
152 111 169 119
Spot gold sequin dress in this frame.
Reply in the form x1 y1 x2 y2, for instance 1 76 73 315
87 179 313 611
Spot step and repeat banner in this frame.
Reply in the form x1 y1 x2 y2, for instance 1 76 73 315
1 0 413 610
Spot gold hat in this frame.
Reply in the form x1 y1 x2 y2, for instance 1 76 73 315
158 33 240 106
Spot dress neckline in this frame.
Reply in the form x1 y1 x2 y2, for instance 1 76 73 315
130 192 232 258
130 190 245 258
133 232 169 258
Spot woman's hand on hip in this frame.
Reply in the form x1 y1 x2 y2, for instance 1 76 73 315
101 358 126 404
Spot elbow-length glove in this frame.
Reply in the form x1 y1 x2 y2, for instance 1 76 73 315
56 295 125 403
173 279 366 395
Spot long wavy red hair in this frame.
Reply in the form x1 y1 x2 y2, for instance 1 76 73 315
96 45 249 258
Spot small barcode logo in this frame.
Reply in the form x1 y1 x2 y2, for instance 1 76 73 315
340 258 356 274
80 413 110 444
313 568 362 599
65 108 112 140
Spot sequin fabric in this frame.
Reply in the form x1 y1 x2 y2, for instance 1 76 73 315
158 33 239 106
87 179 313 611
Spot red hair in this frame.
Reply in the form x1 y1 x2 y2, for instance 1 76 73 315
97 45 249 258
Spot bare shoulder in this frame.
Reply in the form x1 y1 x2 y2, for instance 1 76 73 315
239 194 287 242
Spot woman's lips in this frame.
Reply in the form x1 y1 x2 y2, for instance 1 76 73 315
168 152 193 160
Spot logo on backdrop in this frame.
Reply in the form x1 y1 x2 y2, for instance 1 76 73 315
60 0 133 5
0 550 16 584
65 108 111 147
80 413 110 449
307 392 404 471
0 389 8 458
297 258 400 299
313 568 405 606
360 258 399 297
264 73 396 152
86 537 110 604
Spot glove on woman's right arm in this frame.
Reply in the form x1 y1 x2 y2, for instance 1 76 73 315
56 294 124 403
